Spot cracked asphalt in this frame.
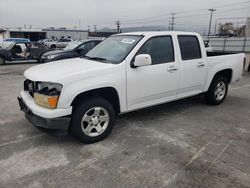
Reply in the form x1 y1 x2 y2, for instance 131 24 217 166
0 63 250 188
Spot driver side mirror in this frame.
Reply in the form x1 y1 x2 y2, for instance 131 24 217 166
132 54 152 68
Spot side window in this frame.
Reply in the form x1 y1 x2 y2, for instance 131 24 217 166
95 41 101 45
78 44 85 50
90 41 97 48
178 36 201 60
78 42 96 52
137 36 174 65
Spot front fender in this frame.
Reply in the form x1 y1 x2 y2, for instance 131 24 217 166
57 73 127 112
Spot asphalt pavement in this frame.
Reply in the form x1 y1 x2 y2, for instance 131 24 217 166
0 63 250 188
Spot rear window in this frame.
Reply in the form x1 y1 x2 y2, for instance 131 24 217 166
178 36 201 60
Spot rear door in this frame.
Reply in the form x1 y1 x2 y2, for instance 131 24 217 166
127 35 179 110
177 35 208 98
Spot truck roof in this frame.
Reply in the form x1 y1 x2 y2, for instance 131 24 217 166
115 31 199 37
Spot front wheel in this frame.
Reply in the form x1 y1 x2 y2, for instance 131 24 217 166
0 56 6 65
50 44 56 49
70 97 115 143
205 76 228 105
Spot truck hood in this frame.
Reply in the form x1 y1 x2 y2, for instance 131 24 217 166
24 58 115 83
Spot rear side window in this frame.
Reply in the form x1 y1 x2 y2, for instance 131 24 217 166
137 36 174 65
178 36 201 60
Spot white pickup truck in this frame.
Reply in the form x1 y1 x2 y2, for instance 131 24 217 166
18 31 245 143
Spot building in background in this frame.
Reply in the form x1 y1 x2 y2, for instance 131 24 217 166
43 28 88 41
0 27 88 41
0 28 46 41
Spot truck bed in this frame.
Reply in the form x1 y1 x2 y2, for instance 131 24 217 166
206 52 245 84
207 51 236 57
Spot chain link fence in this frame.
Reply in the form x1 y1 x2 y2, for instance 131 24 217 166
204 37 250 53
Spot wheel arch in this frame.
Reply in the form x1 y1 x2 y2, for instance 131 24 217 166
0 55 7 64
213 69 233 83
205 68 233 91
71 87 121 114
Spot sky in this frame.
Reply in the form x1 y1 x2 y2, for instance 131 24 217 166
0 0 249 32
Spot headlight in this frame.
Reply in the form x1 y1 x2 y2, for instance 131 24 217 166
34 82 62 109
47 54 59 60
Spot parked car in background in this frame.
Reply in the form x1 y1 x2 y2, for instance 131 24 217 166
4 38 30 42
0 41 51 65
216 33 237 37
38 38 54 47
18 31 245 143
40 39 102 63
47 38 73 49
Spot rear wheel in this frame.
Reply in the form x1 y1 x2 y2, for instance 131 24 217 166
70 97 115 143
205 76 228 105
0 56 6 65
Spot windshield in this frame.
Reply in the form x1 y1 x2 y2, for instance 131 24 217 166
85 35 143 64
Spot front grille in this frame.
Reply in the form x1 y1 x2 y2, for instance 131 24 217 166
24 79 36 97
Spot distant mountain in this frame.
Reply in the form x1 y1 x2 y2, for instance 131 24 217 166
99 25 168 33
99 25 205 35
121 26 168 32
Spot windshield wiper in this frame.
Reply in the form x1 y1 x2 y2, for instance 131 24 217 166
82 55 107 61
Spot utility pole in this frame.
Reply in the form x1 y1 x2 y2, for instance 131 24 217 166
116 20 120 33
170 13 176 31
79 19 82 39
208 9 216 40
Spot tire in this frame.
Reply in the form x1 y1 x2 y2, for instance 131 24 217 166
70 96 115 144
0 56 6 65
205 76 228 105
51 44 56 49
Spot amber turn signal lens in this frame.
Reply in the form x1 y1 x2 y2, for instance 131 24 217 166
34 93 59 109
48 96 59 108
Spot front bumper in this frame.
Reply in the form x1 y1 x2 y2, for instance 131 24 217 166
40 56 50 63
18 92 72 130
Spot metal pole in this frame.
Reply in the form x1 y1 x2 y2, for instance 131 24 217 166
214 19 218 35
170 13 176 31
79 19 82 40
243 37 247 52
223 37 227 52
208 9 216 41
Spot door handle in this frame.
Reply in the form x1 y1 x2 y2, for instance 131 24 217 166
197 62 205 67
167 66 178 72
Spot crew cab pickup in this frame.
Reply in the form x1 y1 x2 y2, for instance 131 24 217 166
18 32 245 143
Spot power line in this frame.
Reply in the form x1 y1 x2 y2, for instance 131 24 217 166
87 1 250 31
121 0 250 24
215 6 250 14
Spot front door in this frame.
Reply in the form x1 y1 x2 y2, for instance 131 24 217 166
127 36 179 110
